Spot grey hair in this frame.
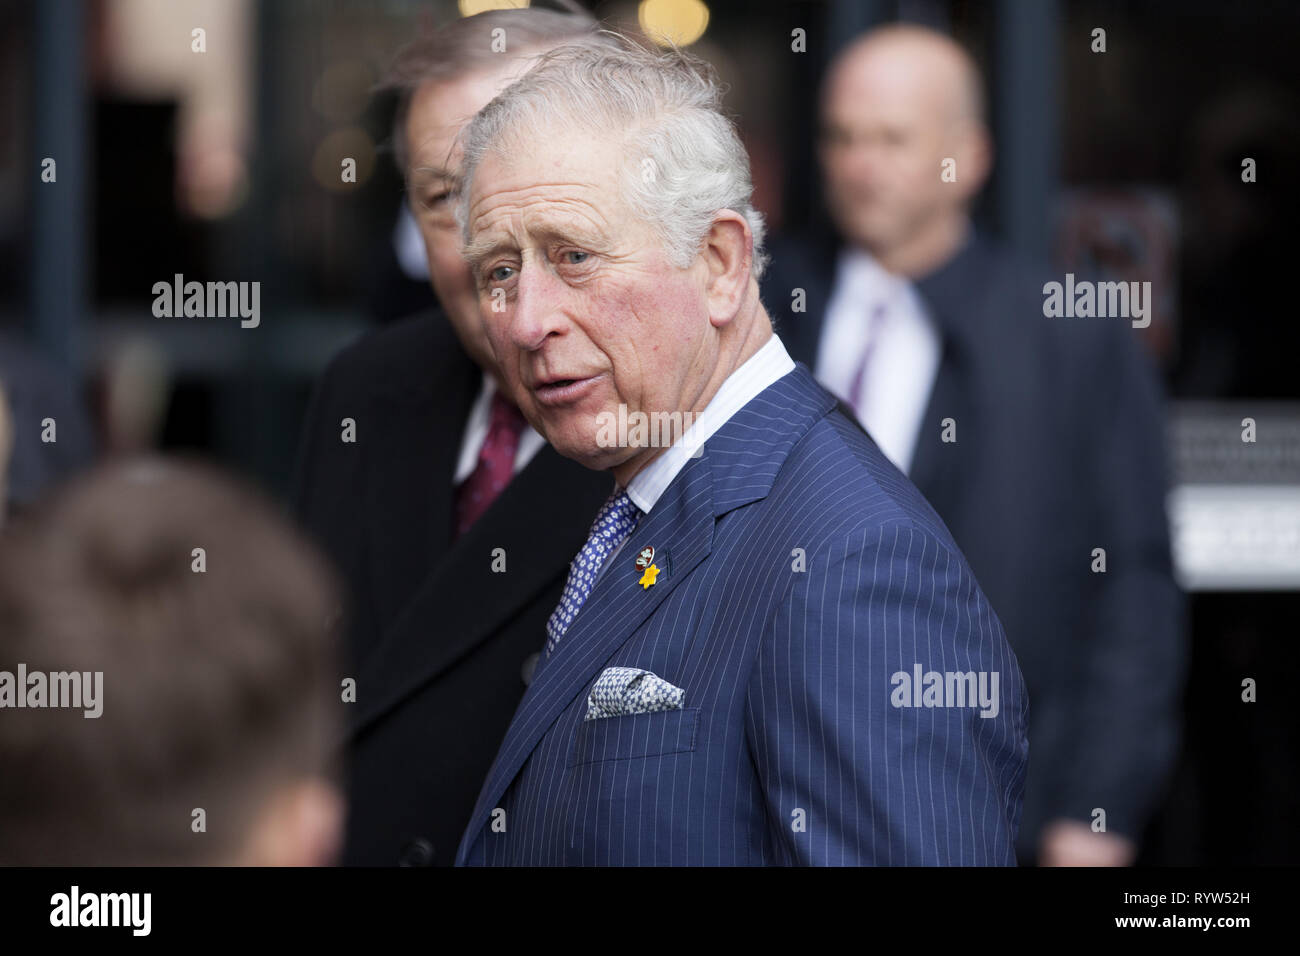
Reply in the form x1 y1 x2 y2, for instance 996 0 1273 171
375 6 601 177
455 33 769 280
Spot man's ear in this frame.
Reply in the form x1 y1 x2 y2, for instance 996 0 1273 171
701 210 753 329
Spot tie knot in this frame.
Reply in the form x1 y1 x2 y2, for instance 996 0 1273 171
593 490 641 540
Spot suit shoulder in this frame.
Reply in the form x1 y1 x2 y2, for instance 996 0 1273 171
966 238 1152 365
317 310 464 397
774 407 965 557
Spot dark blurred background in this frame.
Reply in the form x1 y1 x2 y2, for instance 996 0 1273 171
1 0 1296 864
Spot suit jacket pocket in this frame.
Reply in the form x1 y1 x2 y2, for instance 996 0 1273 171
569 707 700 767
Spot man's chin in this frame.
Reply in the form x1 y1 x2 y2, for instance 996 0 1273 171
539 421 632 473
550 438 633 474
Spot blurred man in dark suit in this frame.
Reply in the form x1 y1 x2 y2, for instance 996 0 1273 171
291 8 613 866
762 24 1185 865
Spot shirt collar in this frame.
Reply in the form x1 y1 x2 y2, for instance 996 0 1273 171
835 246 921 318
838 245 892 292
833 225 982 347
624 333 796 515
453 372 544 485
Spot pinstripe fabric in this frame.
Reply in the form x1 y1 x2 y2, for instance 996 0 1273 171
455 364 1029 866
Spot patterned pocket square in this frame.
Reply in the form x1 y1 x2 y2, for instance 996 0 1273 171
585 666 686 721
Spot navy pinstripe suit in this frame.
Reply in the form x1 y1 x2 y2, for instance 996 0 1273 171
456 364 1029 865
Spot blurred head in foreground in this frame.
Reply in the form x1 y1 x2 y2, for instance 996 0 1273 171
0 458 344 865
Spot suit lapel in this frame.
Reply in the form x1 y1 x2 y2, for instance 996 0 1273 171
907 234 986 525
363 359 476 638
350 446 611 737
457 455 716 862
906 340 974 523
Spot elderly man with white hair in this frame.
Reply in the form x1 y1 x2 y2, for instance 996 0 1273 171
454 34 1029 867
293 8 619 867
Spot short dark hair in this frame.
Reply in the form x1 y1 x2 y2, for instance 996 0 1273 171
377 5 600 176
0 458 342 865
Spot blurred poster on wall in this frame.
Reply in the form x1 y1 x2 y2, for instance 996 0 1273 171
1169 402 1300 591
1056 187 1179 366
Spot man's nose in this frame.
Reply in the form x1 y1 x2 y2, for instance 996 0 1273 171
841 138 887 181
507 261 566 351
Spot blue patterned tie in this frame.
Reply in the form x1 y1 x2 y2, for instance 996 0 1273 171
545 489 642 657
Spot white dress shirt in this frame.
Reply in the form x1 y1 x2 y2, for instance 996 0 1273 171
453 373 547 485
595 333 797 580
815 247 942 474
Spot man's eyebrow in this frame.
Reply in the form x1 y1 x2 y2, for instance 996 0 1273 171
462 235 511 273
407 165 457 184
462 220 615 274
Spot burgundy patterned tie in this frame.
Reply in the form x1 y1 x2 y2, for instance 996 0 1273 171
847 301 891 416
454 391 527 540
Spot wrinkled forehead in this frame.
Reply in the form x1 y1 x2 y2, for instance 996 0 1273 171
464 133 628 242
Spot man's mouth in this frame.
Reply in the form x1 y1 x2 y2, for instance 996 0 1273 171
533 374 601 407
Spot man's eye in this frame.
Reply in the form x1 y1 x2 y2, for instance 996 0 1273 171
489 265 515 283
563 250 591 265
419 189 456 212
